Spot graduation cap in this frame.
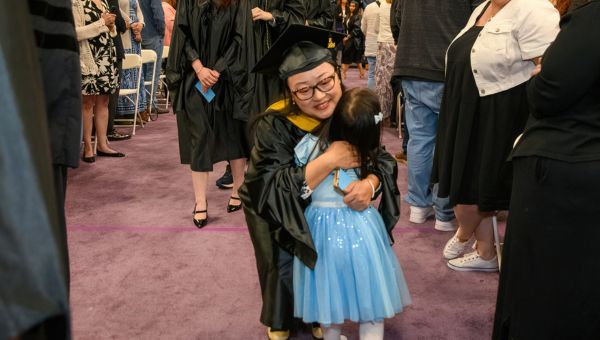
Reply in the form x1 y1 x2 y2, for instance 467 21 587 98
252 24 346 79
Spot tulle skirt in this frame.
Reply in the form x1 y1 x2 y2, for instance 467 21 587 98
293 204 411 325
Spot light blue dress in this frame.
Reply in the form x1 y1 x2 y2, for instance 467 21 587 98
293 134 412 326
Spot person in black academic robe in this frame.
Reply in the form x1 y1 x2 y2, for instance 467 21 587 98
247 0 305 118
341 0 364 79
1 1 73 338
166 0 251 227
239 25 400 340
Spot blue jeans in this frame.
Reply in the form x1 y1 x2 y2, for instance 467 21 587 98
366 56 376 90
141 36 164 109
401 79 454 221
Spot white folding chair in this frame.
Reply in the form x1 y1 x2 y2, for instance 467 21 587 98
492 214 503 271
114 53 143 135
159 46 170 111
396 91 403 139
141 49 158 120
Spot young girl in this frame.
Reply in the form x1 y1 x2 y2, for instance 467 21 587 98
293 88 411 340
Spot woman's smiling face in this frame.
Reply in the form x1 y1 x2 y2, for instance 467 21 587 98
287 62 343 121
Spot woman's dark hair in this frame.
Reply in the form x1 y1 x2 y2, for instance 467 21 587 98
326 87 381 179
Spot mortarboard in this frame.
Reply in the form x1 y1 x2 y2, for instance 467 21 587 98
252 24 346 79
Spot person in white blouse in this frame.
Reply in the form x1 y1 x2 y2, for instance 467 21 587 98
361 0 380 89
432 0 560 272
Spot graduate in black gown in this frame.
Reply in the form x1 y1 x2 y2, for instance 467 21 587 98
239 25 401 340
247 0 305 118
167 0 252 227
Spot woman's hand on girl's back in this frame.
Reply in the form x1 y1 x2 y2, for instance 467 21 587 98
343 180 372 211
325 141 360 170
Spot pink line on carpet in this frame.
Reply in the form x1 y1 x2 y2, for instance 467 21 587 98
68 225 440 234
68 225 247 233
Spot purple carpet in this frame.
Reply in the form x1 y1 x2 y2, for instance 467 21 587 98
65 69 500 339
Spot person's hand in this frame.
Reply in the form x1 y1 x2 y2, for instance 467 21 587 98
134 32 142 42
343 179 372 211
531 64 542 77
125 21 131 30
102 12 116 29
252 7 274 22
131 22 143 35
530 57 542 77
324 141 360 169
196 67 220 91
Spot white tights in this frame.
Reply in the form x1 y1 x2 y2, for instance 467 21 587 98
321 321 384 340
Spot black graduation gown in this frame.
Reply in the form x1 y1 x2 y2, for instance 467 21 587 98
0 1 70 338
239 112 400 329
167 0 252 171
245 0 305 117
305 0 334 29
342 13 364 64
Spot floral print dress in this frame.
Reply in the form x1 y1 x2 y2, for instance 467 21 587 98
81 0 118 95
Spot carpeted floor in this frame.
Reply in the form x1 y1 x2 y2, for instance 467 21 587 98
65 70 500 339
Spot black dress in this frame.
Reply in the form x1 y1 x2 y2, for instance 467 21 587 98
169 0 251 172
431 25 529 211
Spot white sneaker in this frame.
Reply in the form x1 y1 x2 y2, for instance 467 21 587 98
447 251 499 272
443 234 473 259
409 206 434 224
434 218 457 231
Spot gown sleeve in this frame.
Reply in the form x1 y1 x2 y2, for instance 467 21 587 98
306 0 334 30
371 148 401 242
212 0 252 121
241 115 318 268
270 0 306 35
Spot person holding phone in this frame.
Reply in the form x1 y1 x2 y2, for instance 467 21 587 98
166 0 251 228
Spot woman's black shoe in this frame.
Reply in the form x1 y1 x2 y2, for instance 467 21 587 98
97 150 126 157
227 196 242 213
193 203 208 228
81 155 96 163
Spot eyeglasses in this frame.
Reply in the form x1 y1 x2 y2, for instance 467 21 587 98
291 74 336 101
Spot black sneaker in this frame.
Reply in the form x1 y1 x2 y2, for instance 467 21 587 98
216 164 233 189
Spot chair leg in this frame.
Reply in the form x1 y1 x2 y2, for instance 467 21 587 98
492 215 502 271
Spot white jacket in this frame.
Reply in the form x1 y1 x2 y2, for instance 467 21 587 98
361 1 380 57
447 0 559 96
72 0 116 76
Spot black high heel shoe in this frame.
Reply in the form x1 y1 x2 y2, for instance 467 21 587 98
193 202 208 228
227 196 242 213
81 154 96 163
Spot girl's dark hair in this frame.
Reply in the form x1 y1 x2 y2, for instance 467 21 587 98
326 88 381 179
